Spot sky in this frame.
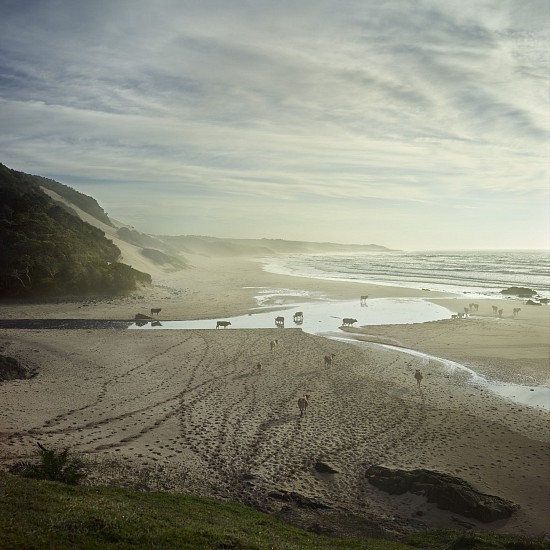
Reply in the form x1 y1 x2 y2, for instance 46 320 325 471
0 1 549 250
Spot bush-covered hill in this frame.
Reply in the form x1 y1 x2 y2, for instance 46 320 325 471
38 174 114 227
0 163 151 297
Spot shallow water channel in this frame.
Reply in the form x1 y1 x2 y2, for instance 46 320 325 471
1 293 548 410
129 296 452 332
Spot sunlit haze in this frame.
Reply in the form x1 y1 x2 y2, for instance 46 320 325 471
1 1 548 250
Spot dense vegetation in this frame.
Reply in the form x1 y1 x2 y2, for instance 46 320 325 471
0 163 151 297
38 174 114 226
1 473 547 549
140 248 188 270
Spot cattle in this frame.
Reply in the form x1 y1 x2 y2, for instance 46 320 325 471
298 394 310 417
492 305 498 314
324 353 335 368
216 321 231 329
360 295 368 305
513 307 521 316
275 316 285 327
293 311 303 323
498 308 503 318
342 318 357 326
414 369 423 388
150 308 162 316
270 339 279 352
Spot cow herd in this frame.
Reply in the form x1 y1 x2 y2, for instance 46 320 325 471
212 311 362 331
452 304 523 320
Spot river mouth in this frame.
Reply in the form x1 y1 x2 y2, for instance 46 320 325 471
0 319 133 329
0 297 453 331
1 295 548 411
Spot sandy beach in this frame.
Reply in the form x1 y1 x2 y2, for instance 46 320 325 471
1 252 549 538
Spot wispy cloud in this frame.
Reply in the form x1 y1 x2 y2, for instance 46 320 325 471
0 0 548 248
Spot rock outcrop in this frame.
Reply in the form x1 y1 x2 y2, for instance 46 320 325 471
0 355 37 381
365 465 519 522
501 286 536 297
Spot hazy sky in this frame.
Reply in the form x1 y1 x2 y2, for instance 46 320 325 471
1 1 549 250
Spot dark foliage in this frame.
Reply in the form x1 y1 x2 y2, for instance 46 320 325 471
140 247 188 269
0 163 151 297
37 175 113 226
9 443 87 485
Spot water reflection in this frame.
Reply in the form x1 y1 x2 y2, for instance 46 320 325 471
129 297 452 332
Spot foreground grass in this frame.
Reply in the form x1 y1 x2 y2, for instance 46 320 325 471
0 473 548 549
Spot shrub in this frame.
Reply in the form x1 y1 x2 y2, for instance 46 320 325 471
9 443 87 485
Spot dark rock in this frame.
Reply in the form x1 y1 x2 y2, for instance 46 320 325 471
501 286 536 297
0 355 37 381
267 489 331 510
135 313 152 320
309 522 338 537
365 465 519 523
314 461 339 474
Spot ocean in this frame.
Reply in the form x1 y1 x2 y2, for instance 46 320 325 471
261 249 550 299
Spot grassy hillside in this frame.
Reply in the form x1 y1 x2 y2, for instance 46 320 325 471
0 473 404 550
0 163 151 297
0 473 547 549
157 235 392 257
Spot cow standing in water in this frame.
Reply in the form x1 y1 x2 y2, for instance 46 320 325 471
216 321 231 329
298 394 310 417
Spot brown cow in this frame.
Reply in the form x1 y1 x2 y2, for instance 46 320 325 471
298 394 310 417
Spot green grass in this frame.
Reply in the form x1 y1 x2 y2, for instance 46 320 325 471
0 472 404 549
1 473 548 549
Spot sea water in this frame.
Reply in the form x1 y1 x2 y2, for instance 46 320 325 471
261 249 550 299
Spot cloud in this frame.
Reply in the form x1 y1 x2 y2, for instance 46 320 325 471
0 0 548 248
